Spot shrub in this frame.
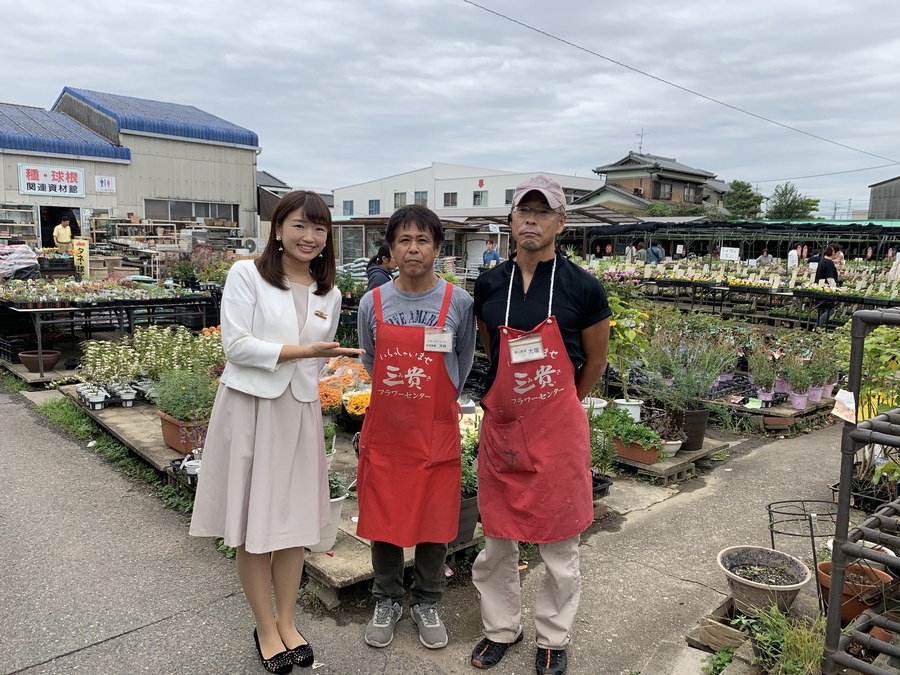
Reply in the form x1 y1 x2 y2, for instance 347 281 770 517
154 369 217 422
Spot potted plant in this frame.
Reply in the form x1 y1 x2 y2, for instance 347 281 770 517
153 369 217 454
782 356 812 410
816 560 893 623
308 470 350 553
450 427 480 547
324 421 337 470
747 350 776 402
806 347 837 403
587 403 616 497
607 296 650 421
648 414 689 458
594 406 662 464
717 545 812 616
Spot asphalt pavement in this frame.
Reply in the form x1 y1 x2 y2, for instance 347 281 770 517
0 387 843 674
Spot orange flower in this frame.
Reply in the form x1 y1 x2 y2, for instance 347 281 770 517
319 383 342 415
344 391 371 418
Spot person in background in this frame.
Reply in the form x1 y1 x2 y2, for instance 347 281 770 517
366 242 395 291
0 241 41 280
814 244 841 327
53 215 73 254
357 204 476 652
623 241 637 263
646 240 664 264
471 175 610 675
634 242 647 262
755 248 773 266
834 243 845 266
483 239 501 268
787 243 801 269
190 190 362 675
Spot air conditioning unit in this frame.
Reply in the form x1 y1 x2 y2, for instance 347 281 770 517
633 187 644 196
242 238 267 254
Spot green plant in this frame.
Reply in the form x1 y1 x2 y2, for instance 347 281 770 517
154 369 217 422
606 296 650 401
159 483 195 513
748 349 776 390
587 405 616 476
593 406 661 450
461 427 479 498
703 648 735 675
732 605 825 674
873 460 900 501
216 538 237 559
328 470 349 499
781 356 812 394
37 398 97 439
323 422 337 454
2 374 29 392
648 413 688 443
79 340 141 386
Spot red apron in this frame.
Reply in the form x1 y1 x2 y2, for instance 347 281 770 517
478 262 593 544
355 282 462 547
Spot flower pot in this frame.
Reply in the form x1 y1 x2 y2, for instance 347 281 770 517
717 545 811 616
613 438 660 464
817 561 893 623
307 494 348 553
673 408 709 452
582 397 608 416
613 399 643 422
775 376 790 394
789 391 808 410
157 410 205 455
17 349 62 373
592 473 613 498
807 385 824 403
823 381 838 398
661 440 682 458
325 434 337 470
757 389 774 402
450 495 480 548
825 538 897 572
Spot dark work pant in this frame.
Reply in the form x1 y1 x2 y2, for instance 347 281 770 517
371 540 447 606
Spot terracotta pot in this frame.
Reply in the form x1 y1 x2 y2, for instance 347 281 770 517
17 349 62 373
613 438 660 464
817 561 893 622
157 410 205 454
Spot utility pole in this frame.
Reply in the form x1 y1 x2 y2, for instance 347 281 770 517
635 128 646 154
847 198 852 219
832 200 838 219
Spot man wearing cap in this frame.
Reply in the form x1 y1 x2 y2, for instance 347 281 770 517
470 175 611 675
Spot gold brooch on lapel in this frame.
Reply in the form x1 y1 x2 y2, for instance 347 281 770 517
314 310 328 320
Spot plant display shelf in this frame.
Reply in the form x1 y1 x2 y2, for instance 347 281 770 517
706 395 836 436
614 437 729 486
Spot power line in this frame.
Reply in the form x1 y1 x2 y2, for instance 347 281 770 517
749 162 900 183
460 0 900 165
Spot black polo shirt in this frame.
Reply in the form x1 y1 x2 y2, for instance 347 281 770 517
474 253 611 392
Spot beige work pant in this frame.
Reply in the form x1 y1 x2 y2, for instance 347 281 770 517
472 534 581 649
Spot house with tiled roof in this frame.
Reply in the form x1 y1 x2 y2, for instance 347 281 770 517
592 151 720 207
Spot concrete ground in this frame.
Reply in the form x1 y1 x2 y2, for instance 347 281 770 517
1 386 844 674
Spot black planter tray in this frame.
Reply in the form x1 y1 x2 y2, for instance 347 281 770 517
830 481 895 514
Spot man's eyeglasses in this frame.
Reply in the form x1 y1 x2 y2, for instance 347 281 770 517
513 206 559 219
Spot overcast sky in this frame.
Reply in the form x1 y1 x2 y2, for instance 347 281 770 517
4 0 900 217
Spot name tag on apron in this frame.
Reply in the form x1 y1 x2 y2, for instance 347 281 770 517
509 334 544 363
424 328 453 352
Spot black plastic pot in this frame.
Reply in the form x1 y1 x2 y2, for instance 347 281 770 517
592 474 613 499
674 408 710 452
450 495 480 548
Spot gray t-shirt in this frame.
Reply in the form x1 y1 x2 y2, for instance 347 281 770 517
358 278 476 395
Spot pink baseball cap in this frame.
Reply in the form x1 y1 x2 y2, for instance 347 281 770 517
512 175 566 211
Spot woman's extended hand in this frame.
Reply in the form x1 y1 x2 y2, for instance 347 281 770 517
306 342 365 358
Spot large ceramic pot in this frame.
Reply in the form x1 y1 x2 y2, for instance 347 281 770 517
817 561 893 622
717 545 811 616
449 495 480 548
307 494 348 553
18 349 62 373
674 408 709 452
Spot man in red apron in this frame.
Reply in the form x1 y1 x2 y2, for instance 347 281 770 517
356 205 476 651
470 176 611 675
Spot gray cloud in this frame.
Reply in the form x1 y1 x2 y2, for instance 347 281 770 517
3 0 899 216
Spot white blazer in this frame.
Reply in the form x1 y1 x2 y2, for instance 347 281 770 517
219 260 342 400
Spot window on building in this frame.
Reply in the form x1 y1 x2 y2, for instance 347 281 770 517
145 199 168 220
652 182 673 200
473 190 488 206
505 189 514 205
143 199 239 222
368 199 380 215
443 192 457 207
170 201 193 221
194 202 210 218
414 191 428 206
343 200 354 216
341 226 364 262
394 193 407 209
684 185 699 203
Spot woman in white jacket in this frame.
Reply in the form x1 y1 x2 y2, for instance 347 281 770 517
191 190 362 674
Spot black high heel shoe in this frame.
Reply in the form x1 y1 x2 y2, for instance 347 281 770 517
253 629 293 674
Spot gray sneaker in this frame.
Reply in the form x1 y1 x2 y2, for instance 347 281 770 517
411 602 448 649
365 599 402 648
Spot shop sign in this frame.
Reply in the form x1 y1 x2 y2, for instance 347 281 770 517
72 239 90 279
95 176 116 193
17 163 85 198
